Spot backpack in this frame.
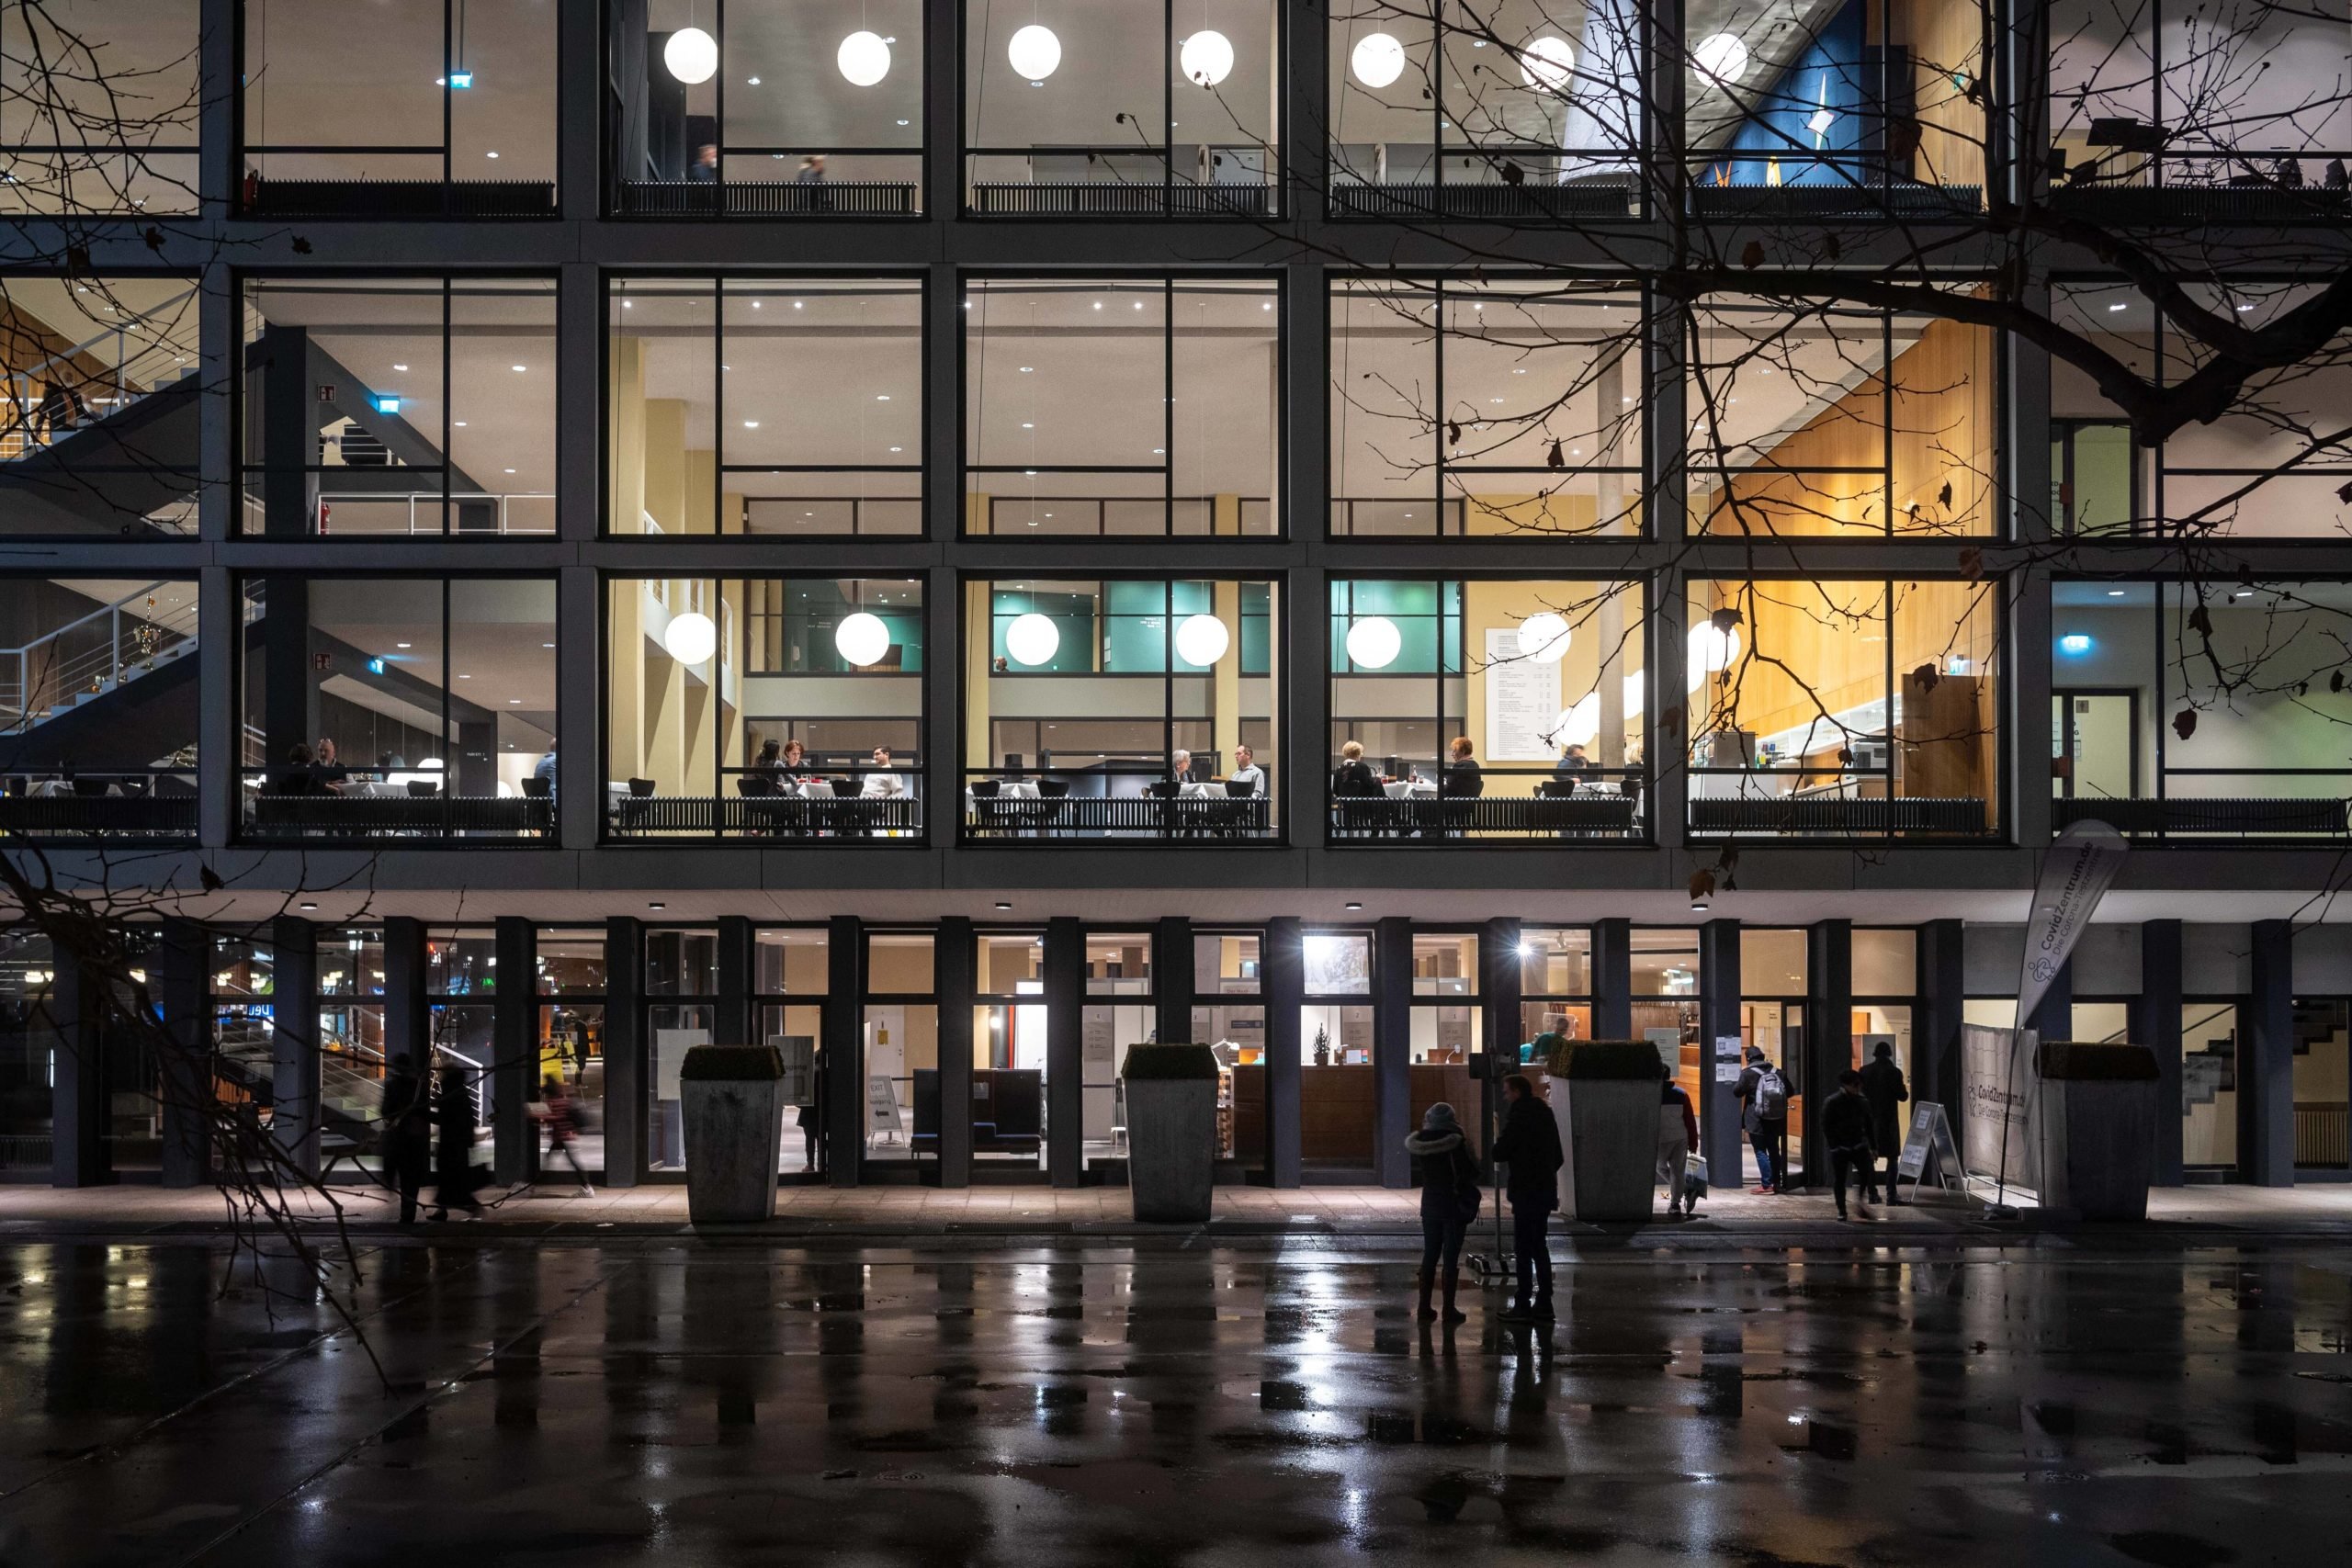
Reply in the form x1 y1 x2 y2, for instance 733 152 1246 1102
1756 1067 1789 1121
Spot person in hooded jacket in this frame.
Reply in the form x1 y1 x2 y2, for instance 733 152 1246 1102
1406 1102 1482 1325
1488 1073 1563 1321
1859 1039 1910 1204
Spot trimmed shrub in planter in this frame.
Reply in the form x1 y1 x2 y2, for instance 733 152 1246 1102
1543 1040 1667 1222
2035 1041 2159 1221
1123 1044 1218 1223
680 1043 787 1225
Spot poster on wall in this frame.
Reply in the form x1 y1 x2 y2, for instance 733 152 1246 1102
1960 1022 2040 1194
1484 626 1563 761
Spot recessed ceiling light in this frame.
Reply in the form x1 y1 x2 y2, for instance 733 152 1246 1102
393 363 408 371
744 420 760 428
299 901 318 910
2107 589 2125 597
512 364 526 371
1344 901 1363 911
747 75 761 85
486 150 499 158
995 900 1012 910
396 641 412 649
648 901 666 910
543 641 556 648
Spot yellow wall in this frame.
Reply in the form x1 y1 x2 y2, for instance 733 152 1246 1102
1462 581 1645 792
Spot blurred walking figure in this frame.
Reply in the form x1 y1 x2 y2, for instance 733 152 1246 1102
1406 1102 1481 1325
429 1060 484 1220
379 1055 433 1224
1489 1074 1561 1321
1823 1069 1877 1221
1658 1073 1700 1217
537 1075 594 1195
1860 1040 1910 1204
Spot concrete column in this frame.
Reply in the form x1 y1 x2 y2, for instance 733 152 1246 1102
557 566 602 847
492 918 536 1186
924 566 961 845
1373 917 1412 1188
157 919 211 1187
922 0 959 220
715 916 754 1045
1153 917 1193 1044
1262 916 1303 1188
935 918 975 1188
198 568 235 847
1697 919 1745 1182
1593 918 1633 1037
1480 918 1523 1168
1282 0 1328 217
555 0 602 218
2135 919 2186 1185
1802 920 1854 1190
1044 918 1084 1187
825 916 865 1188
2244 919 2294 1187
47 944 106 1189
1916 918 1965 1114
382 917 429 1080
603 918 645 1187
269 916 320 1179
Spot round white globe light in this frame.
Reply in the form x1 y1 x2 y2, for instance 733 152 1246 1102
1623 671 1645 718
1351 31 1405 90
1180 30 1234 86
1515 611 1572 662
1005 611 1061 667
662 610 718 665
1008 24 1062 82
1691 32 1749 88
1345 615 1402 670
1520 35 1574 91
664 26 719 86
1174 613 1231 666
834 611 891 668
837 30 891 87
1685 621 1743 693
1555 692 1601 748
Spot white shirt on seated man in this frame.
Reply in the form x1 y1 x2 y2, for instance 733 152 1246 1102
1227 744 1265 796
860 746 906 797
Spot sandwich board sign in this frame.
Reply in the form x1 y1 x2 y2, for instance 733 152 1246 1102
866 1074 901 1142
1898 1101 1962 1192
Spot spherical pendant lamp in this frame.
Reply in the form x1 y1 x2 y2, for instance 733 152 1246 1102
1351 32 1405 90
1692 32 1749 88
1008 24 1062 82
1345 615 1402 670
1685 621 1743 692
1515 611 1572 661
834 611 891 668
662 610 718 665
1555 692 1601 747
664 27 719 86
1174 613 1230 666
837 30 891 87
1520 36 1574 91
1180 30 1234 86
1005 612 1061 667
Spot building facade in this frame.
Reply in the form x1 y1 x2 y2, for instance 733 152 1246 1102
3 1 2350 1191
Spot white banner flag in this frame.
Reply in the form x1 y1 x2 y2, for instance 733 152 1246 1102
2017 819 2127 1031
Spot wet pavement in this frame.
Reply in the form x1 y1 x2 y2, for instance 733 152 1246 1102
1 1237 2347 1567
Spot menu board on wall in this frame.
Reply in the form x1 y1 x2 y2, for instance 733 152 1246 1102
1485 627 1562 761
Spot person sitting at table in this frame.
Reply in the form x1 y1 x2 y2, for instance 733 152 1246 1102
267 743 322 796
1169 749 1196 785
778 739 810 783
742 739 785 796
313 737 349 793
1555 742 1592 777
1444 737 1484 795
533 736 558 804
861 746 904 797
1227 744 1265 796
1329 739 1379 798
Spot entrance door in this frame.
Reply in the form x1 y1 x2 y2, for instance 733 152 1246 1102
2052 691 2136 800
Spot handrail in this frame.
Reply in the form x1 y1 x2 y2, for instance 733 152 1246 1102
0 581 199 728
313 489 556 535
0 285 198 458
3 284 196 393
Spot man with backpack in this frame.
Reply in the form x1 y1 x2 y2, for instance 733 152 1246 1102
1737 1046 1792 1194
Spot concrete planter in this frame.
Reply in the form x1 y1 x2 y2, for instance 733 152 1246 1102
682 1077 786 1225
1125 1077 1216 1223
1551 1077 1658 1222
2037 1077 2156 1221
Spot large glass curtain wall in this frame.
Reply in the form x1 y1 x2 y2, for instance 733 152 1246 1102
964 0 1280 214
644 926 716 1174
1082 931 1154 1168
605 0 924 215
1300 928 1374 1169
241 277 559 536
424 927 495 1148
1518 925 1594 1062
1689 294 1996 536
536 929 607 1176
965 276 1280 536
1408 931 1479 1134
1328 577 1647 840
973 931 1047 1168
757 929 828 1176
239 0 558 215
608 277 921 536
1328 1 1642 214
2052 281 2352 537
1195 931 1264 1161
1687 576 1999 839
964 577 1278 840
239 576 558 840
867 931 935 1173
1 1 201 214
2050 580 2352 838
605 575 923 839
1329 278 1644 537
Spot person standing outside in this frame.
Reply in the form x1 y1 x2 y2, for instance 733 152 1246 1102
1658 1072 1701 1217
1859 1039 1910 1205
1736 1045 1792 1193
430 1060 483 1221
1821 1069 1877 1220
1490 1073 1563 1321
1405 1103 1481 1325
379 1055 433 1224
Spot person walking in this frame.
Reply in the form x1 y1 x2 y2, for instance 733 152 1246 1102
379 1055 433 1224
429 1060 484 1221
537 1075 594 1195
1658 1073 1701 1217
1821 1069 1877 1220
1859 1039 1910 1204
1489 1074 1562 1321
1736 1046 1792 1193
1405 1102 1482 1325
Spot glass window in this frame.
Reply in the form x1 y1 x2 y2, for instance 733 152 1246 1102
1411 931 1479 996
965 578 1279 840
1303 931 1372 994
1631 929 1697 996
1688 576 2000 839
1328 3 1641 214
1086 932 1152 996
240 277 558 536
855 932 928 1178
2182 998 2239 1168
867 931 934 994
1329 577 1645 840
1194 931 1261 996
607 277 921 536
1330 278 1644 537
240 0 557 215
319 925 390 1144
1741 929 1808 995
647 1000 712 1172
645 927 718 997
2050 579 2352 838
1689 295 1996 536
974 931 1048 1169
605 0 922 215
532 929 607 1176
1685 1 1985 210
1 1 200 213
239 576 557 840
966 277 1279 536
755 929 830 993
965 0 1280 215
1520 927 1591 996
1853 928 1917 996
606 575 923 840
0 577 199 836
0 278 201 536
2290 999 2348 1171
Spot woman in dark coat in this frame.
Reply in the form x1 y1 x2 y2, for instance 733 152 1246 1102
1858 1040 1910 1204
430 1060 483 1220
1405 1102 1482 1325
379 1056 433 1224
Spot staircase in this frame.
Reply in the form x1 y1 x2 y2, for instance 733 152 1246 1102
0 581 203 739
2 287 201 535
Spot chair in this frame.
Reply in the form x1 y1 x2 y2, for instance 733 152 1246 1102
70 777 108 797
405 780 440 797
520 775 550 798
968 778 1007 838
1035 777 1070 837
628 777 657 797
